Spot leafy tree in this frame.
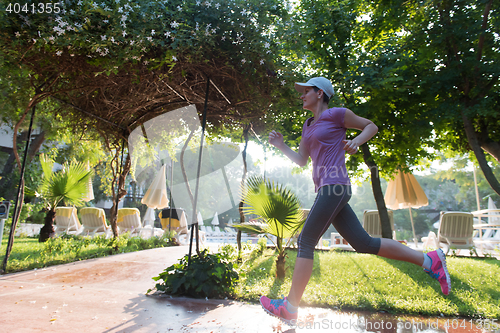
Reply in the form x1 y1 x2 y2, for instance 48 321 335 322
367 0 500 195
276 0 437 238
234 176 305 279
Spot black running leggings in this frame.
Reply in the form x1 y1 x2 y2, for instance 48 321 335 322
297 184 381 259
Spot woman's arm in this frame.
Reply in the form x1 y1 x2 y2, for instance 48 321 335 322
343 109 378 154
268 130 309 167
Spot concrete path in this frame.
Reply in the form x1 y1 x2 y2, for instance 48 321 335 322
0 245 488 333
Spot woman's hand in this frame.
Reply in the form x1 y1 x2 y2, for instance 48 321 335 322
343 139 360 155
269 130 285 148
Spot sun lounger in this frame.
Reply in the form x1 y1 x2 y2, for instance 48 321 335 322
54 207 82 235
437 211 478 256
80 207 110 236
362 210 396 239
117 208 144 236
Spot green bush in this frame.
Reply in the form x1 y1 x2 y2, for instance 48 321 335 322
151 248 239 298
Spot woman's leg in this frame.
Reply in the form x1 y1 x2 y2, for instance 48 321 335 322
287 185 351 306
377 238 424 266
287 257 314 306
332 204 424 265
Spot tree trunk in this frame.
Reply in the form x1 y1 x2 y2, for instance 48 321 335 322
461 110 500 196
237 125 250 256
179 129 201 256
109 147 131 238
276 252 286 280
39 208 56 242
361 143 392 239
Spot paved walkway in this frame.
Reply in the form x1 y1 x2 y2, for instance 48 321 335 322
0 245 489 333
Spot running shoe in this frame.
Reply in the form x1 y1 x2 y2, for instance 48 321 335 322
424 248 451 295
260 295 297 324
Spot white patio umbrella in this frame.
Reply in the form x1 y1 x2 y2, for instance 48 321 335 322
83 161 94 202
384 170 428 247
141 165 169 229
197 211 204 226
211 212 219 231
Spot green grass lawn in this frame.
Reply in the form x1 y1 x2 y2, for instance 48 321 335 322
235 248 500 319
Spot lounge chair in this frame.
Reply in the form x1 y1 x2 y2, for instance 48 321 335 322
159 208 188 234
362 210 396 239
116 208 144 236
437 211 478 256
54 207 82 235
80 207 110 236
159 208 205 244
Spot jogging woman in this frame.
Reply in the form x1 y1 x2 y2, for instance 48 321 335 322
260 77 451 324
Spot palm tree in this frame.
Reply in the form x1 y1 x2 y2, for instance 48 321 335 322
233 176 306 279
37 154 92 242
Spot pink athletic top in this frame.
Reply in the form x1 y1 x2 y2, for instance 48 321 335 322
301 107 350 192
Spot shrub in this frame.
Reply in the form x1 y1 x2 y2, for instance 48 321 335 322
151 248 239 298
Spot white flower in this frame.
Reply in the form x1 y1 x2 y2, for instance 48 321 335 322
177 5 182 11
172 56 177 61
221 36 226 41
281 80 286 86
264 42 270 48
241 59 246 64
205 1 211 8
196 22 199 31
146 37 152 42
101 35 107 40
241 9 247 15
77 0 82 5
143 61 149 65
170 21 179 28
260 59 264 65
118 7 123 13
122 31 127 37
70 9 75 14
121 15 127 22
165 31 171 38
15 32 20 37
151 29 155 35
56 51 62 56
196 1 201 5
130 40 135 45
110 37 115 43
215 3 220 9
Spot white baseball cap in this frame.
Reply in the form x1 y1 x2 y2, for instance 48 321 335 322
294 77 335 98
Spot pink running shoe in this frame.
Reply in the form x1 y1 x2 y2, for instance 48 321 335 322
424 249 451 295
260 295 297 324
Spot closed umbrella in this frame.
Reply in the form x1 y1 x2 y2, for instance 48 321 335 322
141 165 169 230
197 211 204 226
384 170 428 248
211 212 219 226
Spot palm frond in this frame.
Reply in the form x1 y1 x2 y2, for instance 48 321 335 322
241 176 305 240
40 157 92 207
